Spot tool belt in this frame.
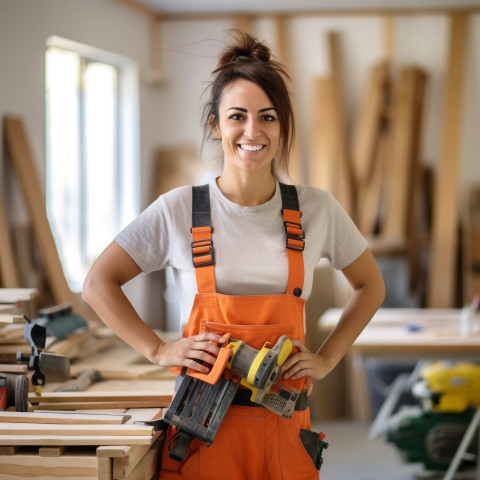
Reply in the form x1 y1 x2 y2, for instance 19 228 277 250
232 386 309 411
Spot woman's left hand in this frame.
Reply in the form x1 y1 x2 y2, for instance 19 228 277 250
280 339 333 381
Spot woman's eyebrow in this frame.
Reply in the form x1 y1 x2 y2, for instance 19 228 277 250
227 107 277 112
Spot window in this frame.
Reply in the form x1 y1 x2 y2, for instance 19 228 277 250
45 37 139 292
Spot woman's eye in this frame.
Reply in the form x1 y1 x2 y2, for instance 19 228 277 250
230 113 243 121
263 115 276 122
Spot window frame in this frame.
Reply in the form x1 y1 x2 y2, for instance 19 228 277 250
45 36 140 292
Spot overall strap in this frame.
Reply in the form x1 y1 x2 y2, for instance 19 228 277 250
191 185 216 293
279 183 305 297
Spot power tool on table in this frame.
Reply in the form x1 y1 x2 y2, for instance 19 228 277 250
0 373 28 412
162 334 323 463
1 315 70 412
381 360 480 472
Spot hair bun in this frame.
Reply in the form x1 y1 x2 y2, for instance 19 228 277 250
217 30 271 68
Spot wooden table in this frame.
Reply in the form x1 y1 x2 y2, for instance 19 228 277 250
318 308 480 421
0 340 175 480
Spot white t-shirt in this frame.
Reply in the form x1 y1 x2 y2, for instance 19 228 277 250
115 178 367 333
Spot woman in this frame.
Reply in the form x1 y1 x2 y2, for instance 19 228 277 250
82 31 385 479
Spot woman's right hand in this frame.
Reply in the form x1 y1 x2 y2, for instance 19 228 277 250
154 333 227 373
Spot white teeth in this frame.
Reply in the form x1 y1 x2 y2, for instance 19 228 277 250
240 144 264 151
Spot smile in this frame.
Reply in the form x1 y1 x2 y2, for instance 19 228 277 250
239 144 264 151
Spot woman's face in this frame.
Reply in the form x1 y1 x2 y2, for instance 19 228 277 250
211 78 281 176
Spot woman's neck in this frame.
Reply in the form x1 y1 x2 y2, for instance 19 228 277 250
216 170 276 207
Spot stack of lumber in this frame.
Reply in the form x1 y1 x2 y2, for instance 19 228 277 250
312 14 469 307
0 408 166 480
0 288 114 366
0 339 176 479
312 32 429 297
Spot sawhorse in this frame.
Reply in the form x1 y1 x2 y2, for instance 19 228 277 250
443 406 480 480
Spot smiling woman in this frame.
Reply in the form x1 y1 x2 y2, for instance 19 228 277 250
210 79 281 205
82 30 385 480
202 31 295 183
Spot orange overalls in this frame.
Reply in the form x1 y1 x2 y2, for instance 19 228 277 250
159 183 320 480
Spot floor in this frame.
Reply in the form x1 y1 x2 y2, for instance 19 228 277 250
312 420 431 480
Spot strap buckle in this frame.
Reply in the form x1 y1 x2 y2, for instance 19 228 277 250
192 238 214 267
284 221 305 251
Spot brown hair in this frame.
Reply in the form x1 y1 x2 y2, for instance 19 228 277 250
202 30 295 179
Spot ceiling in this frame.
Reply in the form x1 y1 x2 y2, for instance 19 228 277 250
133 0 480 15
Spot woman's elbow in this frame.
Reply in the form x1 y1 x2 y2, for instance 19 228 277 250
376 276 386 308
81 272 94 306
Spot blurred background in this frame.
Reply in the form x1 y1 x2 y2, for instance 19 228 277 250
1 1 480 476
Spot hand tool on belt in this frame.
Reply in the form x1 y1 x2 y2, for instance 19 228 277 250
163 334 307 462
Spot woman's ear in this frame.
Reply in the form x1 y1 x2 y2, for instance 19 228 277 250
209 114 221 139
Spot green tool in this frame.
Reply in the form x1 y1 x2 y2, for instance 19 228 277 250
36 302 87 340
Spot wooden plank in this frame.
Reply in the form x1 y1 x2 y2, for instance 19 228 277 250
0 435 154 446
310 77 335 192
351 61 390 234
461 186 480 304
406 71 429 292
275 15 303 184
98 456 113 480
0 364 28 375
124 434 164 480
0 287 38 319
357 128 387 236
0 189 20 288
0 287 37 302
382 67 422 239
29 391 172 403
147 15 163 85
32 401 166 411
0 422 153 436
427 13 468 307
0 451 98 479
0 446 19 455
0 323 25 340
382 14 395 61
0 314 24 324
70 363 175 381
112 444 152 479
0 411 130 424
38 446 67 457
233 15 254 34
351 61 389 192
2 116 82 312
327 32 355 217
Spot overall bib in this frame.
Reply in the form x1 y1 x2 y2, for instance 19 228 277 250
159 184 319 480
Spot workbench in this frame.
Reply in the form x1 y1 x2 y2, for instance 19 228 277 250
318 308 480 421
0 338 176 480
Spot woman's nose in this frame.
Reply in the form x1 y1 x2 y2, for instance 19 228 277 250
244 119 259 138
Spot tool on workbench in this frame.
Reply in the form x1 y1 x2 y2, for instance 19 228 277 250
163 334 307 462
16 315 70 395
374 360 480 473
35 302 88 340
56 368 101 392
0 372 28 411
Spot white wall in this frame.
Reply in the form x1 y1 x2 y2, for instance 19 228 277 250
1 0 479 325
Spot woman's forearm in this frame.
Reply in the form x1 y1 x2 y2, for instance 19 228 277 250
316 249 385 372
82 274 164 364
82 242 164 364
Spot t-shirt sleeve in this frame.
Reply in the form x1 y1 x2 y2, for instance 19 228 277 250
323 192 368 270
114 196 171 273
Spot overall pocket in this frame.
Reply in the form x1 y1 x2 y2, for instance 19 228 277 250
202 321 294 350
